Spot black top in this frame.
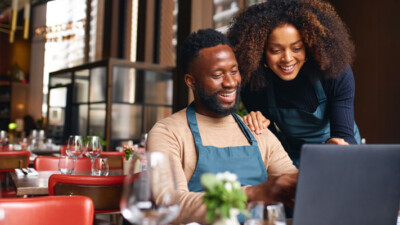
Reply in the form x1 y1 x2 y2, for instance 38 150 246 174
241 65 357 144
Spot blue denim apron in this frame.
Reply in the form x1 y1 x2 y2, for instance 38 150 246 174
266 80 361 167
186 103 268 222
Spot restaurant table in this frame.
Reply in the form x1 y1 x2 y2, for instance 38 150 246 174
30 148 61 156
9 170 124 197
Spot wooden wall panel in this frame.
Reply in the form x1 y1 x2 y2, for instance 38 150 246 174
329 0 400 143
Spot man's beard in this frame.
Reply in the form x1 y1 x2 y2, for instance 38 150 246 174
195 83 240 116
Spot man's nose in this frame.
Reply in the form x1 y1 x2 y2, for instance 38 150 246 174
222 74 236 87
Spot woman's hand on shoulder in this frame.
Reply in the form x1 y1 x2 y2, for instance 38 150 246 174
326 138 349 145
243 111 270 135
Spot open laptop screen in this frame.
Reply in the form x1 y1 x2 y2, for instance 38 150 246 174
293 144 400 225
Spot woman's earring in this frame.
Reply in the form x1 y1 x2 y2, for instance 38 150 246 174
263 63 268 69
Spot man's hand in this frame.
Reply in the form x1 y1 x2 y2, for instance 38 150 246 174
243 111 270 135
326 138 349 145
245 173 298 208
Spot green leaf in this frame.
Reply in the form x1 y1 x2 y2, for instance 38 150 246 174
201 173 221 190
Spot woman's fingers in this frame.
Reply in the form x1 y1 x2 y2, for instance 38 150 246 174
244 111 270 135
326 138 349 145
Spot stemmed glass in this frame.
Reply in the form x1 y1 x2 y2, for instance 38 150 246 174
120 151 180 225
84 136 102 175
66 135 84 173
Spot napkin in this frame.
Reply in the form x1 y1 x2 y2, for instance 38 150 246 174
15 168 39 177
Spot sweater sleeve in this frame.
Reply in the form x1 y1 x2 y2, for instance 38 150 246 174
147 122 208 225
326 65 358 144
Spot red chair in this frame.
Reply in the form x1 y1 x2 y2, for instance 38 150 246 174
48 174 125 213
34 156 92 171
60 145 67 156
0 196 94 225
0 151 30 172
100 151 125 170
0 151 30 197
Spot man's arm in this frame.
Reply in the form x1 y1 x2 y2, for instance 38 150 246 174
147 122 209 224
245 173 298 208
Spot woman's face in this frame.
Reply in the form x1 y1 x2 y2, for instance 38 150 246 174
265 24 306 81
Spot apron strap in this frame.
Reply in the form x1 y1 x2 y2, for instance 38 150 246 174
313 80 327 104
186 103 203 146
232 113 257 145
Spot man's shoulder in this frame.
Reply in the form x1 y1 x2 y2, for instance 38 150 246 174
151 108 189 133
156 108 187 124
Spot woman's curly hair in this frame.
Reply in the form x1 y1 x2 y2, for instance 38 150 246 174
227 0 355 89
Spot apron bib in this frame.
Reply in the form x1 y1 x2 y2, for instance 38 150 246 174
186 103 268 222
266 80 361 166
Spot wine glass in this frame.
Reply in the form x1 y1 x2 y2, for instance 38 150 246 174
66 135 84 174
120 151 180 225
266 202 286 225
84 136 102 175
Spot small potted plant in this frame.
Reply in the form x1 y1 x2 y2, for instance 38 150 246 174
201 172 249 225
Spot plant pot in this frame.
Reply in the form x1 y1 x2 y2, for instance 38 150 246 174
212 209 240 225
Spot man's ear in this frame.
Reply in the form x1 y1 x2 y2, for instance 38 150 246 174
184 74 196 91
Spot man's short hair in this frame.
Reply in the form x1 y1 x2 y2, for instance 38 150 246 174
179 29 231 74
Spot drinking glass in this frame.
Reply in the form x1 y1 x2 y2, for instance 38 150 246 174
58 156 75 174
0 130 7 147
120 151 180 225
93 157 109 176
266 202 286 225
84 136 102 175
245 201 265 225
66 135 84 174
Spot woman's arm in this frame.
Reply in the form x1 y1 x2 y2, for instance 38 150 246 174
326 65 358 144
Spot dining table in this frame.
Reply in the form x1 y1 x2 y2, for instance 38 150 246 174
9 170 124 197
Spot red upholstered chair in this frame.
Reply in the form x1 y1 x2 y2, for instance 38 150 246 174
0 196 94 225
48 174 125 213
0 151 30 197
0 151 30 172
34 156 92 171
60 145 67 156
100 151 125 170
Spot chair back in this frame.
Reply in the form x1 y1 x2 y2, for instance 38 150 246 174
60 145 67 156
0 196 94 225
0 151 30 172
34 156 92 171
100 151 125 170
48 174 125 213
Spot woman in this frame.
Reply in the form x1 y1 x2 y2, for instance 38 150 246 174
227 0 360 166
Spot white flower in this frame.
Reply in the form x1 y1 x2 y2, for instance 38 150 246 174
216 171 238 182
224 182 233 192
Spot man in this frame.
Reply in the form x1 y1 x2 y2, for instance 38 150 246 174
147 29 297 224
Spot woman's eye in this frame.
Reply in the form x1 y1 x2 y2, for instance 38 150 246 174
270 49 280 54
231 70 238 75
293 47 302 52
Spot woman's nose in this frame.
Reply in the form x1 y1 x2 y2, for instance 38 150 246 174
282 50 293 62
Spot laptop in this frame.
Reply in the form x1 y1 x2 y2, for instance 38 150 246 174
293 144 400 225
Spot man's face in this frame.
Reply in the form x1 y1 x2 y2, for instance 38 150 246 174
186 44 241 117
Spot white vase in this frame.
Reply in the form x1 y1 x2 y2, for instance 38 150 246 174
123 158 132 175
212 209 240 225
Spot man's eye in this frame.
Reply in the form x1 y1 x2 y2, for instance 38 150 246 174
212 74 222 78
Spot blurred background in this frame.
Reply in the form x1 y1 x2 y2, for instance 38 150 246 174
0 0 399 150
